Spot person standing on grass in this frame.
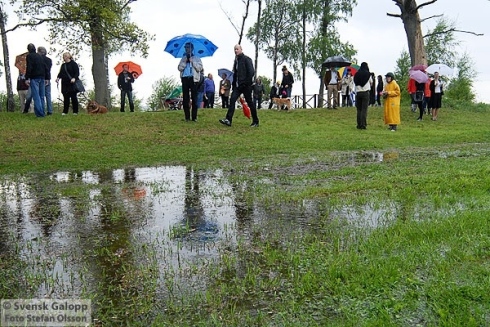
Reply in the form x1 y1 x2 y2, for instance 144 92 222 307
219 44 259 127
56 52 80 115
376 75 384 107
118 63 135 112
178 42 203 121
204 73 215 108
25 43 46 118
353 62 372 130
430 72 444 121
219 73 231 108
381 72 401 131
253 78 265 109
37 46 53 115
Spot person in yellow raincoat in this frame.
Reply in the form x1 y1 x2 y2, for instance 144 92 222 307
381 72 401 131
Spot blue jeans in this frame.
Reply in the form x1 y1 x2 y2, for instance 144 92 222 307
29 78 45 117
44 81 52 114
120 90 134 112
197 91 204 109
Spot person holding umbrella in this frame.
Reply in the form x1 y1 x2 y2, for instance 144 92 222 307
117 63 135 112
178 42 203 122
219 44 259 127
429 72 444 121
219 73 231 108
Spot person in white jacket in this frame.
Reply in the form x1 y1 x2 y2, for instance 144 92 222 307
178 42 203 122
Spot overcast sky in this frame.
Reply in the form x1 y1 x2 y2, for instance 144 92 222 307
1 0 489 107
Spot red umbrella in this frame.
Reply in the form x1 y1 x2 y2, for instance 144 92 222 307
239 97 251 119
114 61 143 79
15 52 28 75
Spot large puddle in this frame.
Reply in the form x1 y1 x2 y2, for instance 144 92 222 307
1 148 476 309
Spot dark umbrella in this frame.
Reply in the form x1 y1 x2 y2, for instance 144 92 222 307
164 33 218 58
217 68 233 82
322 55 351 68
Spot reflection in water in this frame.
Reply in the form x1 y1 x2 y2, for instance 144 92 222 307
0 158 398 304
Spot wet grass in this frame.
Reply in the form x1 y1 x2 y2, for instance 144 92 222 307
1 101 490 325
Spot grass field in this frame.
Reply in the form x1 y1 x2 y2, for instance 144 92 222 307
0 101 489 326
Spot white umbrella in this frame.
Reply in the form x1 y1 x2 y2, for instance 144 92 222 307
426 63 453 76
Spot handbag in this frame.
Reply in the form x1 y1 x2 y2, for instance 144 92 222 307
64 64 85 93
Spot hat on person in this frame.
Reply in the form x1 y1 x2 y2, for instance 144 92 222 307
385 72 395 79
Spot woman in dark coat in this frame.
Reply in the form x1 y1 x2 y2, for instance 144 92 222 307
56 52 80 115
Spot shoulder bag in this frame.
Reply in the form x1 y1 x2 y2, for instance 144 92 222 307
64 64 85 93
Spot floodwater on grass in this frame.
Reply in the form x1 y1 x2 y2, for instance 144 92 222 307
0 150 433 301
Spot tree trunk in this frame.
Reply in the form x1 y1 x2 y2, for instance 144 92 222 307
391 0 427 67
301 1 306 108
400 6 426 66
0 8 16 112
91 28 111 108
238 0 251 45
254 0 262 77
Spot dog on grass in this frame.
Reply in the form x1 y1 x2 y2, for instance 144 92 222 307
86 100 108 114
271 97 292 111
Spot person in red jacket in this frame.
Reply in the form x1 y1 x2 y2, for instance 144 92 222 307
407 78 417 112
423 77 432 115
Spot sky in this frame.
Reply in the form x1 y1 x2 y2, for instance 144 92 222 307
1 0 489 107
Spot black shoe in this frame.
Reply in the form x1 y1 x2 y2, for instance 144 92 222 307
250 122 259 127
47 112 52 115
191 119 197 122
219 119 231 126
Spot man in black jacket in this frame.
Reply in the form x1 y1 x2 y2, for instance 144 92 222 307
118 64 135 112
25 43 47 117
219 44 259 127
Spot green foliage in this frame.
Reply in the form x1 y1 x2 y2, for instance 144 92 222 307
247 0 357 83
14 0 153 59
394 50 411 101
146 76 180 111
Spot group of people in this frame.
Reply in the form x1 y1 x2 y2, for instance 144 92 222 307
19 42 136 116
176 43 443 131
407 71 444 121
177 43 259 126
19 43 82 116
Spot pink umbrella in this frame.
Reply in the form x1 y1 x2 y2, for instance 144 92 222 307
410 64 427 71
409 70 429 83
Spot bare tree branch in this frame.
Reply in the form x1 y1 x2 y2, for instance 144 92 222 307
387 13 402 18
218 0 240 36
424 28 484 38
416 0 438 11
420 14 443 23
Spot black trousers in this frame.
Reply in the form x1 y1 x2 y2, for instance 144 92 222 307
226 85 259 124
355 91 369 129
181 76 198 120
63 91 79 114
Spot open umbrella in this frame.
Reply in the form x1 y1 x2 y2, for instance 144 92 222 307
338 64 360 77
218 68 233 82
167 86 183 99
322 55 351 68
409 70 429 84
410 64 427 72
426 63 453 76
15 52 28 75
164 33 218 58
114 61 143 79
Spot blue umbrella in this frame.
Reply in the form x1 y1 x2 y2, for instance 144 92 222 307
218 68 233 82
164 33 218 58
